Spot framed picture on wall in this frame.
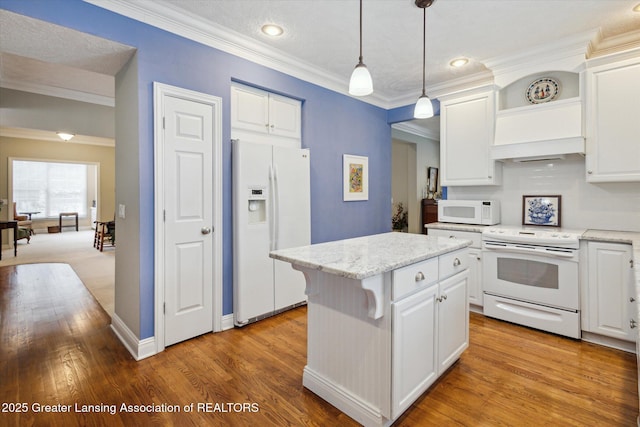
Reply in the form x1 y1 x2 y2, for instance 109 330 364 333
343 154 368 201
522 195 561 227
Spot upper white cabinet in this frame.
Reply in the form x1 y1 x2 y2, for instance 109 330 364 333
439 87 502 186
231 84 301 142
585 52 640 182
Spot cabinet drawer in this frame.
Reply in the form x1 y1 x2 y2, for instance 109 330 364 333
439 248 469 280
392 258 439 301
427 229 481 248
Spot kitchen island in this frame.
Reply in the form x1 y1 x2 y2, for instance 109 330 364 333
270 232 471 426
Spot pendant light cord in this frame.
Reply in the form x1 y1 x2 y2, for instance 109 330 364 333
359 0 364 64
421 6 426 96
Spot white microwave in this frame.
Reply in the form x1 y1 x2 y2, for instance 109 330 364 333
438 200 500 225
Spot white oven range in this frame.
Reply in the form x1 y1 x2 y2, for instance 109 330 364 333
482 226 586 339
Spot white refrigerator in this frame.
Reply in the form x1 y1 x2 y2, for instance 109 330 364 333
232 140 311 326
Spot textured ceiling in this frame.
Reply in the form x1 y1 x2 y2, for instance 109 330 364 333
145 0 640 104
1 1 639 139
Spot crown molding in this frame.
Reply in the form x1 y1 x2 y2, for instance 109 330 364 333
84 0 393 108
589 29 640 58
484 29 597 88
1 78 115 107
0 126 115 147
392 122 439 141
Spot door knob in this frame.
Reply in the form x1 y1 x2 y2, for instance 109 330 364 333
201 227 212 235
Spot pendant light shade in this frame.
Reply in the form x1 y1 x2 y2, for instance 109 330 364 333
349 0 373 96
414 93 434 118
414 0 434 119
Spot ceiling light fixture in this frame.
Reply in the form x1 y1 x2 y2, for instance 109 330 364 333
414 0 435 119
56 132 75 142
261 24 284 37
450 57 469 68
634 3 640 12
348 0 373 96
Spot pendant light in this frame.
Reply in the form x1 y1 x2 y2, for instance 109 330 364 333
414 0 435 119
349 0 373 96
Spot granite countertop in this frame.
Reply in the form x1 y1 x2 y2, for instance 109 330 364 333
270 232 471 280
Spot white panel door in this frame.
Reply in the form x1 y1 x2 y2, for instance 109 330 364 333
272 146 310 310
164 95 214 346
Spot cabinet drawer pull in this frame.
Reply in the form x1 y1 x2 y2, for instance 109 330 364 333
453 258 461 267
415 272 425 282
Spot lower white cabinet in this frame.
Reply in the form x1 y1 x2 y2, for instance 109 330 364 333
391 268 469 419
392 283 438 417
585 242 635 341
427 229 482 307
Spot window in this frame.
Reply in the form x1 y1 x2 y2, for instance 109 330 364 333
12 160 95 219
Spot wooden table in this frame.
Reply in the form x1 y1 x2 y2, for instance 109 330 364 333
0 220 18 260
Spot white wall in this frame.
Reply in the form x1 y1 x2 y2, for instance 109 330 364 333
447 155 640 232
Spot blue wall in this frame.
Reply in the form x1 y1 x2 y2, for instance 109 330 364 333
1 0 396 337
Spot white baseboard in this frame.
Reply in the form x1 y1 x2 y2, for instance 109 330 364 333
221 313 235 331
111 313 157 360
303 366 390 427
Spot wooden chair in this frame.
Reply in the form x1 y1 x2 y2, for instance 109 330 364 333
93 220 115 252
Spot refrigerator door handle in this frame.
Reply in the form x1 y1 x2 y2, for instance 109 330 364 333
269 164 275 251
273 164 280 250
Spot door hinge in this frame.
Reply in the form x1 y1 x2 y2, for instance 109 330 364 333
631 259 635 269
162 117 165 129
163 209 166 222
163 302 165 314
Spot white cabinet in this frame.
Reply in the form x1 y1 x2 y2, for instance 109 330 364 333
427 229 483 307
436 271 469 373
585 242 635 341
391 250 469 419
231 84 301 141
392 283 437 417
585 53 640 182
439 87 502 186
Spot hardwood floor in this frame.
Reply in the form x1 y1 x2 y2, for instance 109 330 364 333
1 263 637 426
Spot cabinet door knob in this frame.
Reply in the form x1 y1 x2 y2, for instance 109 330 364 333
449 235 456 239
631 319 637 329
453 258 461 267
631 297 636 303
442 294 447 301
415 272 425 282
587 170 593 174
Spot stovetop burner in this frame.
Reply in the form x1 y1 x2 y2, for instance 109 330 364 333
482 225 585 248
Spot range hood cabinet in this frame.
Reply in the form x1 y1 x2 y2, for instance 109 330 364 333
491 137 585 162
493 98 584 162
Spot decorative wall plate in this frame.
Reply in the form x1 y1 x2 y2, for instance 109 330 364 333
526 77 560 104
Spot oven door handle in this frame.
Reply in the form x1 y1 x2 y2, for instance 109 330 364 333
483 241 576 258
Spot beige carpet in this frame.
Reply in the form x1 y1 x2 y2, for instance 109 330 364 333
0 229 114 316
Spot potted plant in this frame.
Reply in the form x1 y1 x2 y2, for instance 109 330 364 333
392 202 408 232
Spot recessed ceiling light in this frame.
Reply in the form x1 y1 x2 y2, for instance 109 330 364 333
449 58 469 68
261 24 284 37
56 132 75 142
634 3 640 12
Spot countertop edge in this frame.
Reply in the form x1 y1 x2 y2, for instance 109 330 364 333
270 237 472 280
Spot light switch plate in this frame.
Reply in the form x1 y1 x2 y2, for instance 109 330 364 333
118 204 126 219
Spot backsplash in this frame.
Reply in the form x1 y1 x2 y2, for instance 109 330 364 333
447 155 640 232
